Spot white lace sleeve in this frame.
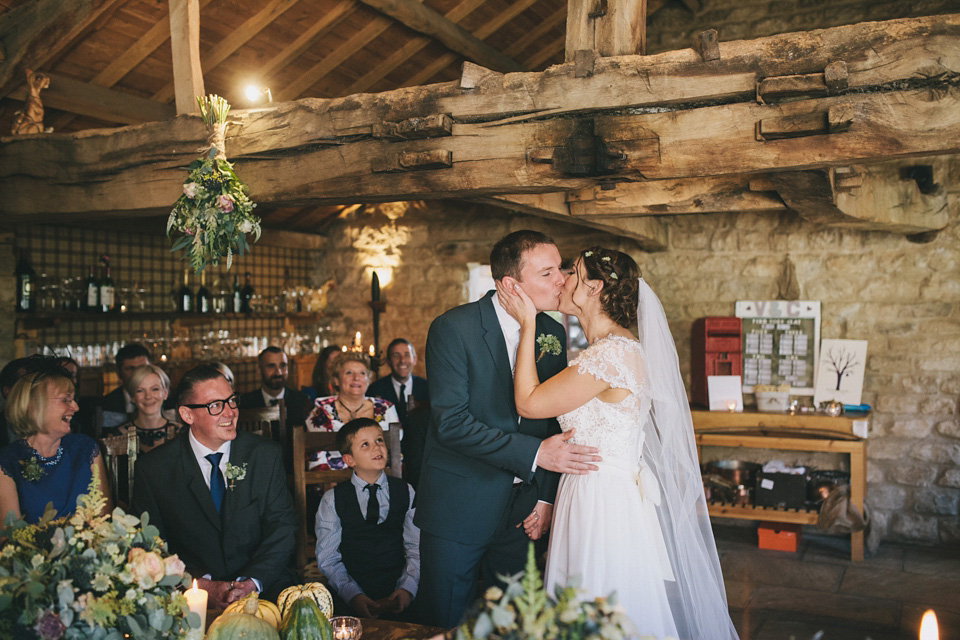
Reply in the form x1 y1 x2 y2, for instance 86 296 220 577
571 336 649 398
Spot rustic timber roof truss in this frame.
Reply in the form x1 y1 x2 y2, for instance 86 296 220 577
0 1 958 246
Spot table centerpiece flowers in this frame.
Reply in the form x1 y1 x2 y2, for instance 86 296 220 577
0 478 199 640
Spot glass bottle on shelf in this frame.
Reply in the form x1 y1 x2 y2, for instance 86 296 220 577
14 252 36 312
177 269 193 313
99 255 115 313
85 265 99 312
240 272 254 313
232 274 242 313
196 270 212 313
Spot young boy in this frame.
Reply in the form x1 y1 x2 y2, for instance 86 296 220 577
315 418 419 619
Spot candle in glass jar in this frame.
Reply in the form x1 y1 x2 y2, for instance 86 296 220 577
184 579 208 632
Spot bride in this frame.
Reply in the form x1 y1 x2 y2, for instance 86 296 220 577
497 246 738 640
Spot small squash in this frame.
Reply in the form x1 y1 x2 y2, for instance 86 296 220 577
223 592 283 630
276 583 334 619
207 594 280 640
279 596 332 640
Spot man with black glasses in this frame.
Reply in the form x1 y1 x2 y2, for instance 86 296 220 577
133 364 298 609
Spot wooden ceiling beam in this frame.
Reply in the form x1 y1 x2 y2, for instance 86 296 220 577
527 34 565 69
169 0 204 115
6 72 175 124
356 0 525 73
281 14 393 101
503 6 566 58
152 0 300 104
257 0 357 84
0 0 127 96
566 0 647 61
343 0 489 95
343 0 538 95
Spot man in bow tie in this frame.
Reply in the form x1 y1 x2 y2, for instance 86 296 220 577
239 347 309 458
133 365 298 609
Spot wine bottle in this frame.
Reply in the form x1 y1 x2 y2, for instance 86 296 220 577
196 270 212 313
177 269 193 313
14 252 36 312
99 255 115 313
231 274 242 313
85 265 99 312
240 272 254 313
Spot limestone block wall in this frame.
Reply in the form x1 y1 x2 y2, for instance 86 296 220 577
318 200 959 545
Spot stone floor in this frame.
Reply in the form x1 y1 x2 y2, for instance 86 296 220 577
715 525 960 640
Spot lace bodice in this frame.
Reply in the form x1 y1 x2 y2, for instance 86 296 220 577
558 335 651 465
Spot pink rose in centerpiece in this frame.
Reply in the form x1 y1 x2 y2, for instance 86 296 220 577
217 194 234 213
128 548 165 588
163 554 186 577
183 182 198 198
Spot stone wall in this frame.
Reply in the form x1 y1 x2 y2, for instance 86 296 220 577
319 199 960 546
646 0 960 54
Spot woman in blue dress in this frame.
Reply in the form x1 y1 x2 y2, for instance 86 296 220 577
0 368 111 523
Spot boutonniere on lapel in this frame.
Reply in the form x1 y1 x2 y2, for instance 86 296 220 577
536 333 562 362
20 456 45 483
224 462 248 490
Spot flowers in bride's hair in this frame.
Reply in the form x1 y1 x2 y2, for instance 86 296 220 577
20 456 45 482
536 334 562 362
601 256 611 262
225 462 248 489
609 272 619 280
584 251 594 257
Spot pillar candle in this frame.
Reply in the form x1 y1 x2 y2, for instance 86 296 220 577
184 579 208 633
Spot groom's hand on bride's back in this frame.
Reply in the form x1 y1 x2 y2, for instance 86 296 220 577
536 429 601 474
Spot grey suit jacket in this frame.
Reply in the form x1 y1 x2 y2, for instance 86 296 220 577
132 430 298 596
415 291 566 545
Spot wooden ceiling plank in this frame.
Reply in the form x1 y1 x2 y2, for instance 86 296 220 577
400 0 552 88
258 0 359 95
169 0 205 115
6 72 175 124
356 0 525 73
527 33 564 68
503 6 566 57
152 0 301 103
0 0 126 96
281 15 393 101
344 0 495 95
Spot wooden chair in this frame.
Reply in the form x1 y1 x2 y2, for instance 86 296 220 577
236 402 284 440
291 422 401 574
100 430 138 509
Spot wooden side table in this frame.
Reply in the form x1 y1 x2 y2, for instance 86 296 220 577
692 409 869 561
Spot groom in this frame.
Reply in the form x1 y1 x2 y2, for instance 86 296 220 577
416 230 601 628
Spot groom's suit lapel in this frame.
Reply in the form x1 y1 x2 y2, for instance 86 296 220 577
478 292 515 414
179 433 223 532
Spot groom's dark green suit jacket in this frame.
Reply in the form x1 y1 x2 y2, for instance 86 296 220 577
415 291 567 545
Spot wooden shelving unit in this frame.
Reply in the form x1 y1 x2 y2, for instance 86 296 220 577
692 409 869 561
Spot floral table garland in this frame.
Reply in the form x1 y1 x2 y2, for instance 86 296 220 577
167 95 261 273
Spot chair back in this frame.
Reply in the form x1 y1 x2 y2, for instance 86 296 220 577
290 422 402 574
236 402 284 440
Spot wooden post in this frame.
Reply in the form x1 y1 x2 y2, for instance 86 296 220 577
168 0 204 115
565 0 647 61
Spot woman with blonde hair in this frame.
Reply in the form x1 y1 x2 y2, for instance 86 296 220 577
305 351 398 468
0 367 111 523
103 364 181 453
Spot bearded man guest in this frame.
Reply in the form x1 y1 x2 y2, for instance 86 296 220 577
415 230 601 627
133 365 298 609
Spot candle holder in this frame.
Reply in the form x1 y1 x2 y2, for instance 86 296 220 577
330 615 362 640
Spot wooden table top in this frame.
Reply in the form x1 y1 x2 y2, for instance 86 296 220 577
356 617 448 640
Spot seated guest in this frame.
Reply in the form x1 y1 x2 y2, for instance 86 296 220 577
100 343 152 429
306 353 398 469
315 418 419 620
0 357 34 447
103 365 181 453
0 366 112 523
367 339 430 489
367 339 429 424
302 345 343 402
133 365 297 608
239 347 309 432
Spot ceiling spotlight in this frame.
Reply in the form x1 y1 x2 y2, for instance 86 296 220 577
245 85 273 104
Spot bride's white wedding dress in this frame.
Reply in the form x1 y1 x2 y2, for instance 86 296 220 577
545 334 738 639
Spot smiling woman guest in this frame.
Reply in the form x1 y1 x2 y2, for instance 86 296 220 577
0 367 111 523
103 364 181 453
305 352 398 469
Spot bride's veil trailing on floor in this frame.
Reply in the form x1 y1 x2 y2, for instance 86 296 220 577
636 278 740 640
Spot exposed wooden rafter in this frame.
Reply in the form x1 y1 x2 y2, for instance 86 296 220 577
169 0 204 115
566 0 648 61
356 0 526 73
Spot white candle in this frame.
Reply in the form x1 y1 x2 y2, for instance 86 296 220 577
368 344 375 357
920 610 939 640
184 579 208 633
355 331 362 347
